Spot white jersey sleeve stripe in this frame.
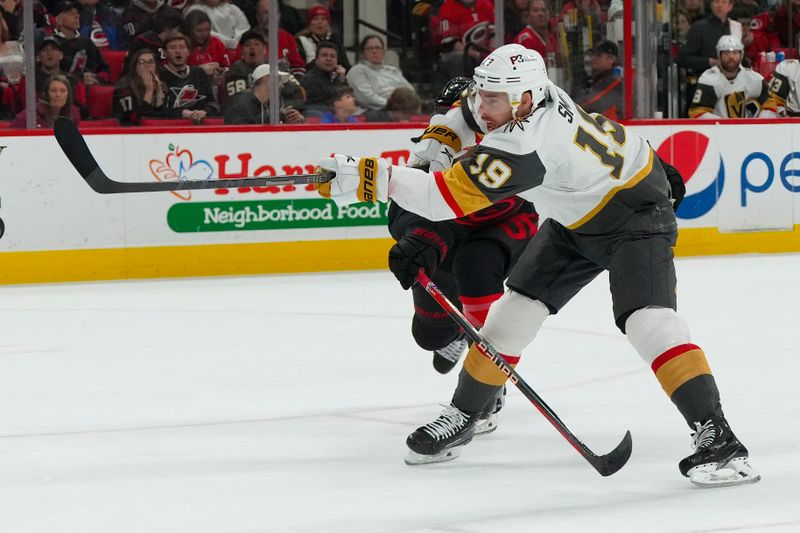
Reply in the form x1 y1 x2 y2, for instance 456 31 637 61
388 165 460 221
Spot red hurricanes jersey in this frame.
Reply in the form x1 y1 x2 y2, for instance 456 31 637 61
513 26 559 63
431 0 495 47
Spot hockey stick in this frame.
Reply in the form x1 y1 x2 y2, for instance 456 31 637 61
53 118 334 194
416 270 632 477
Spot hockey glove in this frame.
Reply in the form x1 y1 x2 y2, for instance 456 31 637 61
388 228 450 290
407 112 474 172
315 155 389 207
660 157 686 211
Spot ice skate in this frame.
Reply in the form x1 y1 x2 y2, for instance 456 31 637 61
405 404 475 465
432 334 468 374
474 385 506 435
679 415 761 488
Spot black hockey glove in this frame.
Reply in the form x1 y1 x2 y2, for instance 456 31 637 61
660 157 686 211
388 228 450 290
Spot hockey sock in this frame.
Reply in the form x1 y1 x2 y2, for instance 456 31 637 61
452 365 504 414
652 345 724 426
459 292 503 327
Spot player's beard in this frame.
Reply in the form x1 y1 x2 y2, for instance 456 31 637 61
720 58 740 77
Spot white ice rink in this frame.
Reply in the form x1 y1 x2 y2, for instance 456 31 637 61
1 253 799 533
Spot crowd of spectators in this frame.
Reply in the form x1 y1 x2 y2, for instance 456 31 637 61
0 0 422 128
1 1 799 128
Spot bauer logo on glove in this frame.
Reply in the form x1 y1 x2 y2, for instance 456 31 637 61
415 125 462 152
315 154 390 207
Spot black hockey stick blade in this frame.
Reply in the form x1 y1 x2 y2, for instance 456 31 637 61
586 430 632 477
416 270 633 477
54 117 335 194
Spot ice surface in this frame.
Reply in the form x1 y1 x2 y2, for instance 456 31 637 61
1 254 798 532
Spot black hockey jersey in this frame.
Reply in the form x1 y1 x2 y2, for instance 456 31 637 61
158 65 217 115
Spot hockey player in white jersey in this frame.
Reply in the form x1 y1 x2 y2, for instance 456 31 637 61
689 35 777 118
767 58 800 116
315 44 759 487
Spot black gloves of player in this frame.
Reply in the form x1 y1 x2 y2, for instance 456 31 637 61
660 157 686 211
388 228 450 290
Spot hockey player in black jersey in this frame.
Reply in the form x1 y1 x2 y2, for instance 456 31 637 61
316 44 759 487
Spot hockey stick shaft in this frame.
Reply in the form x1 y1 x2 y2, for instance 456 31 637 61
416 270 632 476
53 117 334 194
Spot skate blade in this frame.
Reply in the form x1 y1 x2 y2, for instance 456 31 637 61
404 446 463 466
689 457 762 488
474 413 498 436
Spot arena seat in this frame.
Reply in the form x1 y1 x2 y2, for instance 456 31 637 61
201 117 225 125
101 50 127 83
81 119 120 128
0 120 11 128
88 84 115 118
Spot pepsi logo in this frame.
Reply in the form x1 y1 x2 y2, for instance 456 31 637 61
656 131 724 219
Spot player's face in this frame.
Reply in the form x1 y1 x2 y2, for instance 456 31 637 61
478 90 514 131
166 40 188 67
720 50 742 73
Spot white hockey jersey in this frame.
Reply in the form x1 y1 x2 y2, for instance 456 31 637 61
389 87 666 234
768 59 800 116
688 66 776 118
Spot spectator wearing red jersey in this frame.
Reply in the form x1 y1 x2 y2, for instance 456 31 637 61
253 0 305 77
430 0 494 49
751 0 800 49
186 0 251 50
186 9 230 88
733 11 777 68
514 0 559 66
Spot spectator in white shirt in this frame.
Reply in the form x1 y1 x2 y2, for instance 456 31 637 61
345 34 414 111
186 0 250 50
